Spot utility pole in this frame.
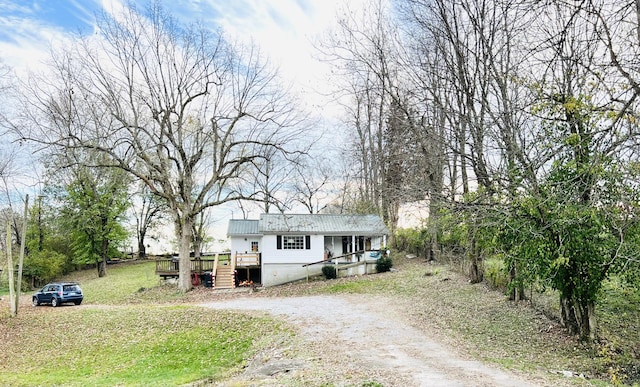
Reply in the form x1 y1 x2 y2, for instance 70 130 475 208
7 222 15 316
14 194 28 314
6 194 28 317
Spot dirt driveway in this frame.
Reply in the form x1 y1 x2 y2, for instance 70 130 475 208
200 294 547 387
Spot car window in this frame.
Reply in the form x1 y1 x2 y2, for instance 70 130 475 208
63 285 79 292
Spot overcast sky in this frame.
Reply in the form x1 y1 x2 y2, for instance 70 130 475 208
0 0 363 111
0 0 364 252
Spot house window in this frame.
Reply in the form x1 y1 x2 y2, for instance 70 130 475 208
283 236 304 250
277 235 311 250
251 241 259 252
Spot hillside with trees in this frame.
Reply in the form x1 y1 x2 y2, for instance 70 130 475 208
0 0 639 358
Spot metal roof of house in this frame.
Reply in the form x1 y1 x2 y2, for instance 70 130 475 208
227 214 389 236
258 214 389 235
227 219 259 236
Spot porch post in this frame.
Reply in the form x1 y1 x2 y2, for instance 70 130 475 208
352 234 356 255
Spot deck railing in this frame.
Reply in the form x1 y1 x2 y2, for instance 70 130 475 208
234 252 260 267
301 250 385 281
155 254 229 277
155 252 260 277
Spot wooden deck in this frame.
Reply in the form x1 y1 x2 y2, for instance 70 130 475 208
155 253 261 289
155 257 221 278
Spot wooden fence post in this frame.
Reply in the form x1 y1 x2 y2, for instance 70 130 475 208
7 223 15 317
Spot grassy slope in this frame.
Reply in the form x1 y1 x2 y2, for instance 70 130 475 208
1 257 639 386
0 261 291 387
258 257 639 386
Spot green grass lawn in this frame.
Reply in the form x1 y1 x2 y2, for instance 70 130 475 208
0 261 290 387
0 306 285 386
62 261 165 304
2 256 640 386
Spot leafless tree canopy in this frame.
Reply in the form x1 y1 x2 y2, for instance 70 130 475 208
318 0 640 339
15 3 306 291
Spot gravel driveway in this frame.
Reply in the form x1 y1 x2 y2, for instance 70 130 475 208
200 294 544 387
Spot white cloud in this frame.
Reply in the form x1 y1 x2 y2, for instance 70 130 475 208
1 0 364 106
0 20 67 76
0 1 35 15
196 0 368 113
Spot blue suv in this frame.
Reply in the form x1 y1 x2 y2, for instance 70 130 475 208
32 282 83 307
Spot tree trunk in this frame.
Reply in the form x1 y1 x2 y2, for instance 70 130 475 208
586 301 597 341
178 215 193 293
469 257 482 284
138 236 146 260
508 264 525 301
575 299 597 341
97 258 107 278
98 219 108 278
137 225 147 259
468 237 483 284
97 235 107 277
560 294 579 336
7 223 16 317
15 194 28 312
193 238 202 260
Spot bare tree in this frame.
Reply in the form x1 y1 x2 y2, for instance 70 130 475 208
320 0 441 232
130 182 167 259
0 62 27 250
291 157 332 214
240 147 297 214
16 3 304 291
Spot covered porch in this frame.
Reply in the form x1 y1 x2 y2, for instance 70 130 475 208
323 234 387 261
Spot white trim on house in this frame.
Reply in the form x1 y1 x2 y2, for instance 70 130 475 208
227 214 389 286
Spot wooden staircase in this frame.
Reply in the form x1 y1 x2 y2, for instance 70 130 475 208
214 264 235 289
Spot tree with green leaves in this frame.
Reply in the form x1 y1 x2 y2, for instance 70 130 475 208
23 194 72 287
53 154 131 278
499 77 640 340
499 153 640 340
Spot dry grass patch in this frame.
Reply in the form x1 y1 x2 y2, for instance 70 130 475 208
253 256 634 386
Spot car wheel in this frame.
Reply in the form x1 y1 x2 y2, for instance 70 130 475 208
51 297 59 307
32 297 40 307
74 300 82 305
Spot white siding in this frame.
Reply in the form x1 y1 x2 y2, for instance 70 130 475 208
262 263 324 287
229 236 261 254
260 234 325 286
261 234 324 264
262 257 380 287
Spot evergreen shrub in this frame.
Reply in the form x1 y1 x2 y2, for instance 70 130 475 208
322 265 337 279
376 256 393 273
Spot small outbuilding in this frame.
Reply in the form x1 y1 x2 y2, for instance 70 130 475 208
227 213 389 287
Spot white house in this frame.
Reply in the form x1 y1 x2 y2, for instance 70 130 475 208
227 213 389 287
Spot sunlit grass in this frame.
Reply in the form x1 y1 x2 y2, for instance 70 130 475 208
0 260 291 386
0 305 288 386
58 261 162 304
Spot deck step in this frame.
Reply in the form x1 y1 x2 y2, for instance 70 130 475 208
215 265 235 289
